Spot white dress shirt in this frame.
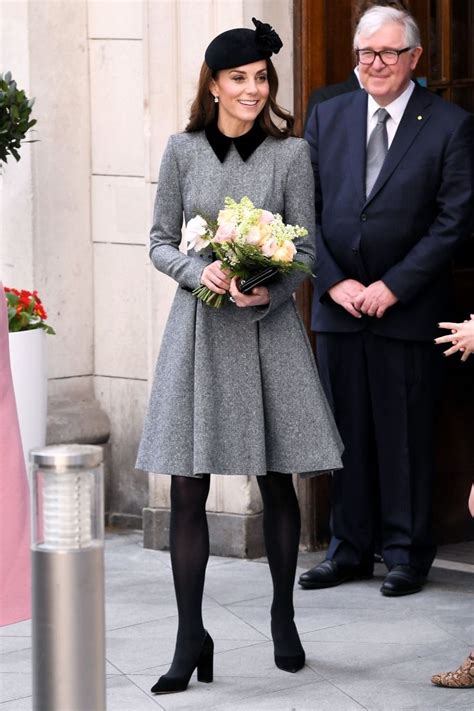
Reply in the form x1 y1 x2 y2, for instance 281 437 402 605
366 80 415 147
353 66 364 88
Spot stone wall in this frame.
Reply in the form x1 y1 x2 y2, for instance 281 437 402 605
1 0 293 555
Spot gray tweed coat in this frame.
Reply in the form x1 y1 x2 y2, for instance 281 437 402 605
136 131 343 477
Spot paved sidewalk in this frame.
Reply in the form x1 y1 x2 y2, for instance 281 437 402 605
1 532 473 710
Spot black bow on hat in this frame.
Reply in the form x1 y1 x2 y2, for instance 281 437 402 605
252 17 283 55
205 17 283 72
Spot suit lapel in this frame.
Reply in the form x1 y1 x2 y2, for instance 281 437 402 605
364 85 433 206
344 90 368 205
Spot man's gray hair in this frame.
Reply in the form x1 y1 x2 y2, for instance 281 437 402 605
354 6 421 49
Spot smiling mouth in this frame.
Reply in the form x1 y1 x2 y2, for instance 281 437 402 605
238 100 259 106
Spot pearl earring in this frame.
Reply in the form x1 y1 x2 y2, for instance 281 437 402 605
214 96 219 104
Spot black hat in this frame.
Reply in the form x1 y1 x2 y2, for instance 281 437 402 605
205 17 283 72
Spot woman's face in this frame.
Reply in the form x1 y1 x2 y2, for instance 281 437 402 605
210 60 269 136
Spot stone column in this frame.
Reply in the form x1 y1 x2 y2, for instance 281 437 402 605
1 1 109 489
87 0 149 527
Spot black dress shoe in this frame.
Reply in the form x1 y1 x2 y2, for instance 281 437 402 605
271 619 306 673
298 559 373 589
275 650 306 673
380 565 426 597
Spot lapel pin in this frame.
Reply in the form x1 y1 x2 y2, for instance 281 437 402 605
417 115 423 120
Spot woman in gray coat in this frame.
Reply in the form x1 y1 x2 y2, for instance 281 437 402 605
136 19 343 695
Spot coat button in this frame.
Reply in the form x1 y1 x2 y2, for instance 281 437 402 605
361 213 367 221
352 248 358 254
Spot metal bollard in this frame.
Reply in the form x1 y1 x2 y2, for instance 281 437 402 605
30 444 106 711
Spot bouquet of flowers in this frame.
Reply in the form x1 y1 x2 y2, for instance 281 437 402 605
186 196 311 308
4 286 55 334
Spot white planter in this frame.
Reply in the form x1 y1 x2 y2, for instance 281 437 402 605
8 329 47 470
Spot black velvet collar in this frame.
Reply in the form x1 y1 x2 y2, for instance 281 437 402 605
205 118 267 163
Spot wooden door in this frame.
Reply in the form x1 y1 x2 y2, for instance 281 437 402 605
293 0 474 549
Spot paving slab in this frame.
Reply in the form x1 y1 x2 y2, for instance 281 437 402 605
106 675 164 710
0 697 32 710
0 672 32 704
329 675 471 710
302 639 463 679
0 533 472 710
0 622 31 639
201 679 366 711
129 670 322 711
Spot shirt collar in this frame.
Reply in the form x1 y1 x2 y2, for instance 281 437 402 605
367 80 415 125
353 66 364 88
205 117 267 163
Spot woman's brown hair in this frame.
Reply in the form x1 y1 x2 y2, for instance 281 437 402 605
185 59 294 138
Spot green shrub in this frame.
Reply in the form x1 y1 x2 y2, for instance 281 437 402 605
0 70 37 164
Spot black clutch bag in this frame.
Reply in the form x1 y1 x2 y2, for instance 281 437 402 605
238 267 279 294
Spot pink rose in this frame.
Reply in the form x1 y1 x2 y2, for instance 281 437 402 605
261 237 278 257
245 226 262 246
259 210 274 224
214 223 236 243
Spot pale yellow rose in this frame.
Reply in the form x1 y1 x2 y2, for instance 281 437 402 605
218 208 237 225
258 223 272 243
273 241 297 263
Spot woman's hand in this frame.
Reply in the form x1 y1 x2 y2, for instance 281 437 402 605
469 483 474 518
435 315 474 362
229 276 270 308
200 260 231 294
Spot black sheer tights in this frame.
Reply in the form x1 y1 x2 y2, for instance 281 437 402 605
166 472 302 676
257 472 304 659
166 474 211 679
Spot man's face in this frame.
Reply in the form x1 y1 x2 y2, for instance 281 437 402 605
357 23 422 106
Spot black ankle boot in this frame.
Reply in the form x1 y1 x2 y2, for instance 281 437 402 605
151 631 214 694
271 620 306 673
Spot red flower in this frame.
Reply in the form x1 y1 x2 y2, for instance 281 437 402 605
3 285 55 335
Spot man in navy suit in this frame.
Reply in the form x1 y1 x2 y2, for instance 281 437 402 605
304 2 412 130
299 6 474 596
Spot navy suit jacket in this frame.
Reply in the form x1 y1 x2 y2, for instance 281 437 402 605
305 84 474 341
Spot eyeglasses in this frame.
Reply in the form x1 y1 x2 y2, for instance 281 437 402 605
355 47 412 65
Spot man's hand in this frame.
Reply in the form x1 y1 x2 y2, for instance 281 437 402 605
353 280 398 318
328 279 366 318
200 260 231 294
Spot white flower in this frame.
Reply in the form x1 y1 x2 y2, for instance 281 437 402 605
186 215 209 252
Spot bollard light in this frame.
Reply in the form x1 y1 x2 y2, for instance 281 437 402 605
30 444 106 711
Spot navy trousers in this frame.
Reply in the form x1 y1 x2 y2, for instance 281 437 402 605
316 330 442 575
